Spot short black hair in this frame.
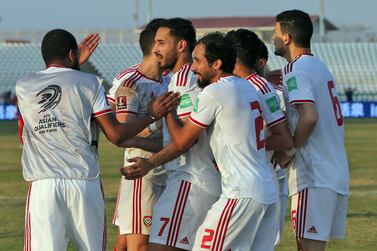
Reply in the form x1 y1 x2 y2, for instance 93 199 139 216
139 18 166 56
197 32 236 74
225 29 267 69
41 29 78 64
276 9 313 48
159 18 196 53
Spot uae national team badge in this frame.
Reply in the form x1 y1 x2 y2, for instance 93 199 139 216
143 216 152 227
116 96 127 110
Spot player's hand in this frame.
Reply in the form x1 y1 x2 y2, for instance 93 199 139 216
148 91 180 121
272 151 292 168
120 157 153 179
78 33 100 65
265 69 283 85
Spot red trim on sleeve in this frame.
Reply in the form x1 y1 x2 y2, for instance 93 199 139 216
116 110 138 115
177 112 191 118
266 116 287 128
289 100 315 106
92 109 113 117
188 116 208 128
107 96 115 103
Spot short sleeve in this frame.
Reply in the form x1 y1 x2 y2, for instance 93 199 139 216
92 84 112 117
260 90 286 128
284 71 315 106
107 78 122 104
169 70 199 118
114 85 139 115
189 90 221 128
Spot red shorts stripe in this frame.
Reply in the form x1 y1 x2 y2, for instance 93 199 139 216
24 182 32 251
218 199 237 251
166 181 185 245
213 199 233 251
172 182 191 246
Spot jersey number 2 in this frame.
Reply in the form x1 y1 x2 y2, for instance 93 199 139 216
327 81 343 126
250 101 265 150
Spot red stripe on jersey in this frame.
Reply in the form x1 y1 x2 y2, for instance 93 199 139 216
177 112 191 118
247 74 270 94
166 181 185 246
92 109 113 117
253 74 271 93
217 199 237 251
289 100 315 106
107 96 115 103
176 64 191 87
284 55 303 75
116 64 140 80
116 110 138 115
123 71 142 88
189 116 208 128
266 115 286 128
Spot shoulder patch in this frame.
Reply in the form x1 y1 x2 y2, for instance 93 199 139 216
179 94 193 109
266 96 279 113
287 76 297 92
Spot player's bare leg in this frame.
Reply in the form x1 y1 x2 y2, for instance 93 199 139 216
125 234 149 251
297 238 326 251
148 243 186 251
114 230 127 251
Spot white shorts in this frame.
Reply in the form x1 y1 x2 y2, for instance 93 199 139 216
193 197 277 251
149 179 218 250
24 178 106 251
275 194 288 245
113 177 165 235
291 187 348 241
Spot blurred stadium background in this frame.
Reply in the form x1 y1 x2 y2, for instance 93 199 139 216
0 12 376 251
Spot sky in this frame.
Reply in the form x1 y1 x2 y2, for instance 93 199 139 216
1 0 376 32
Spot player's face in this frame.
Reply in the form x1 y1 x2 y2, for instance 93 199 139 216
272 22 286 57
192 43 216 88
153 27 178 70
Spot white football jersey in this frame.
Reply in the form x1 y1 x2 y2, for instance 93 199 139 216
246 73 286 127
16 66 112 181
107 63 141 103
163 64 221 196
114 68 169 185
189 75 277 203
282 54 349 195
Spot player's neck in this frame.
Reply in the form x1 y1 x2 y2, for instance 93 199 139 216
172 53 192 73
139 56 162 81
287 47 311 62
46 60 69 69
233 63 256 78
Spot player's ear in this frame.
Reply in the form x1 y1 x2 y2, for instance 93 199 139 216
283 33 292 46
177 40 187 53
212 59 222 71
68 49 76 63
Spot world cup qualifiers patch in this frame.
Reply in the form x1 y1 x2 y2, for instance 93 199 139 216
287 76 298 92
266 96 279 113
193 98 199 113
116 96 127 110
179 94 193 109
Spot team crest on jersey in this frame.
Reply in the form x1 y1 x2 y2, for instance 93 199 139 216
179 94 193 109
143 216 152 227
266 96 279 113
116 96 127 110
36 85 62 113
287 76 298 92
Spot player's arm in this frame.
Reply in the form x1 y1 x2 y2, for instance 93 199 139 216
121 142 185 179
265 121 293 151
117 135 163 152
293 103 318 148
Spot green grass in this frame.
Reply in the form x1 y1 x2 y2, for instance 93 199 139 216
0 119 376 250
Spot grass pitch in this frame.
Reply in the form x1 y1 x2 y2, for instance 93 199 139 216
0 119 376 250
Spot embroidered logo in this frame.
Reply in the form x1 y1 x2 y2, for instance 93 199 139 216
116 96 127 110
143 216 152 227
179 237 190 245
307 226 318 233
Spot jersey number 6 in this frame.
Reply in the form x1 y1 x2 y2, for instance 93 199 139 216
327 81 344 126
